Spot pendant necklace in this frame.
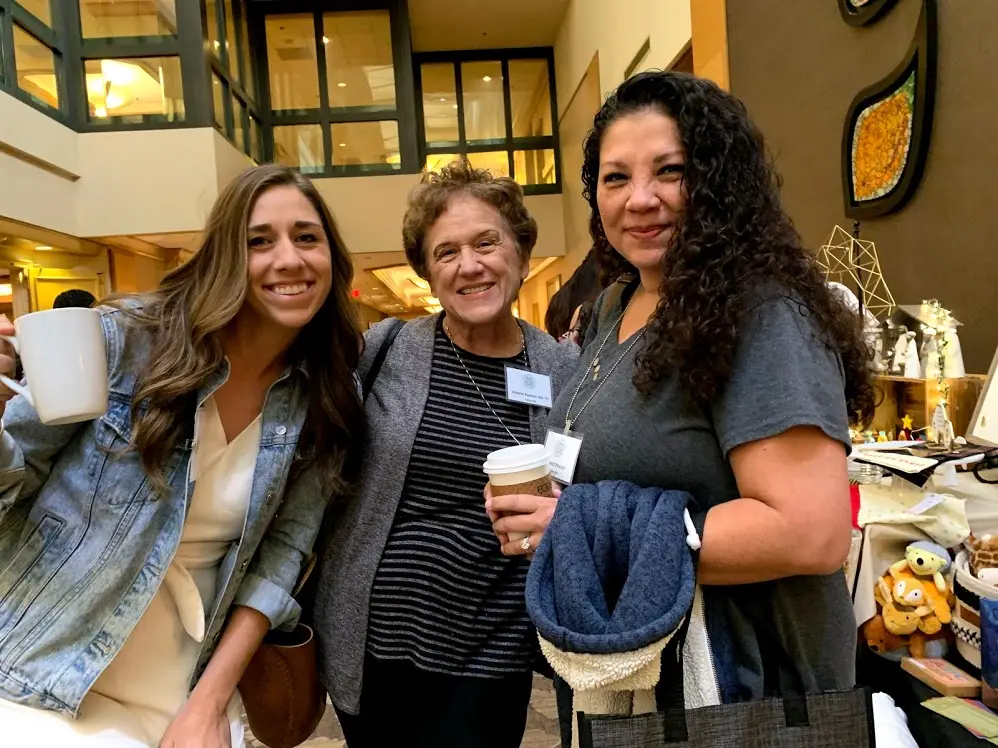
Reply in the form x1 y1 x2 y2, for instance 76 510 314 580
563 292 644 432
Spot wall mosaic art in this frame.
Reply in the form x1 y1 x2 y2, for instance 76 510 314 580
841 0 937 219
838 0 898 26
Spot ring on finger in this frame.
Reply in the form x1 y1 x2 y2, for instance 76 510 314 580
520 536 531 552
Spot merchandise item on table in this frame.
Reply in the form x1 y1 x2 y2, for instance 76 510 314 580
891 540 953 592
863 545 955 660
967 534 998 586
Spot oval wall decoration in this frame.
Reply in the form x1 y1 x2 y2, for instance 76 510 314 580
841 0 937 219
838 0 898 26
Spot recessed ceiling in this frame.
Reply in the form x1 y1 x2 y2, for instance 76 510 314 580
408 0 569 52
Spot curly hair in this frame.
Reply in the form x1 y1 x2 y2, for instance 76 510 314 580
402 159 538 279
582 71 874 424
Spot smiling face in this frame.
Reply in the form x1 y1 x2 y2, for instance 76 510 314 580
424 195 528 330
596 108 688 278
241 184 333 333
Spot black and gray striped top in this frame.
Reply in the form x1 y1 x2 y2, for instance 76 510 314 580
366 323 534 677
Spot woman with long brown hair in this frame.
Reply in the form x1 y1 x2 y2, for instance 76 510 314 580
0 164 364 747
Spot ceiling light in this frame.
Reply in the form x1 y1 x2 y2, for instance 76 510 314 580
213 40 220 49
105 92 124 109
0 284 12 296
337 82 347 88
482 75 492 82
439 97 446 102
35 245 52 251
94 106 108 118
452 104 458 109
338 143 346 147
322 36 329 44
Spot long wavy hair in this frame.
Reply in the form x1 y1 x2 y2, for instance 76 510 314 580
110 165 365 493
583 71 874 424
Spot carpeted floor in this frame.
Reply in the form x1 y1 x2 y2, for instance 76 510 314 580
243 675 561 748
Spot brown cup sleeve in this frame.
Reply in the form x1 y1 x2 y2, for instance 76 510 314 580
489 474 554 498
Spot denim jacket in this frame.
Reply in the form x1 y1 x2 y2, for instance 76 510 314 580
0 305 332 717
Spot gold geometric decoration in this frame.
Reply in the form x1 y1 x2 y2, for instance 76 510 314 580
816 225 896 319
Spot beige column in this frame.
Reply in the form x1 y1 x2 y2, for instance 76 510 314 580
691 0 730 90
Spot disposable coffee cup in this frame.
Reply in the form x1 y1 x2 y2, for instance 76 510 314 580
483 444 554 543
0 308 108 425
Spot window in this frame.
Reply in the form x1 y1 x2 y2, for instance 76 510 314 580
323 10 394 109
78 0 178 39
416 51 559 194
17 0 51 28
249 116 262 163
263 5 409 176
0 8 6 86
205 0 221 56
223 0 239 83
209 1 260 159
211 71 226 130
332 121 399 171
238 5 254 101
509 59 552 138
274 124 324 174
85 57 184 123
266 14 318 113
13 24 59 110
461 61 504 143
420 63 457 147
232 92 245 150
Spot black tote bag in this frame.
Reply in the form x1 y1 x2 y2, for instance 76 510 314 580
576 582 876 748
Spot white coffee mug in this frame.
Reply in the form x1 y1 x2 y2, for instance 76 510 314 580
0 308 109 425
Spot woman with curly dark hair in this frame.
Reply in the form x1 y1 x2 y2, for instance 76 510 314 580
488 70 874 737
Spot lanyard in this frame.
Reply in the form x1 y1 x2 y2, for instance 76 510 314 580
562 293 643 432
443 320 527 446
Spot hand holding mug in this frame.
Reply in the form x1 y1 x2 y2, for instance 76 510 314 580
0 308 108 425
0 315 17 417
485 482 561 557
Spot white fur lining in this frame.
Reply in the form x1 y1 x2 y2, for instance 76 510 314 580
539 585 720 748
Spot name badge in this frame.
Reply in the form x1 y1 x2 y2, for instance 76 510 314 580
505 366 553 408
545 428 584 484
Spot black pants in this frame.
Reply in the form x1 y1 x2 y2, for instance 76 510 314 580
336 656 533 748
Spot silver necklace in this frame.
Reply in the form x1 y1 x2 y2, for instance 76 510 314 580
443 319 526 446
563 293 644 432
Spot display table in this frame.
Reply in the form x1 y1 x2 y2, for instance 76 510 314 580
857 647 982 748
855 470 998 745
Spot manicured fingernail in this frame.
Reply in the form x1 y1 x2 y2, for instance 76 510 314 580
484 500 492 511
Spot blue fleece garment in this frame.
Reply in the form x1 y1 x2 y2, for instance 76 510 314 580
525 480 696 655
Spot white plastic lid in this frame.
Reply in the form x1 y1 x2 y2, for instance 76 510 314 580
482 444 549 475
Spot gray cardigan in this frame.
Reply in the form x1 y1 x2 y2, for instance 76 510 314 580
313 313 579 715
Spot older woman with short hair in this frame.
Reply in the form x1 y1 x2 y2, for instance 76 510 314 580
314 161 577 748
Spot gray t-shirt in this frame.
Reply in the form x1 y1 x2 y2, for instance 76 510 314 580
547 282 856 700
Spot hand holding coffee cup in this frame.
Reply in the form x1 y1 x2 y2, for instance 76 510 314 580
483 444 560 556
0 308 109 426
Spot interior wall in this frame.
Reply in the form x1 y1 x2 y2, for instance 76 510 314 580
691 0 728 88
355 301 387 330
313 175 566 257
726 0 998 373
554 0 691 118
110 249 168 293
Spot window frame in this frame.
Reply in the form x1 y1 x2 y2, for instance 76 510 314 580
0 0 69 123
248 0 418 177
0 0 211 132
414 47 561 196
